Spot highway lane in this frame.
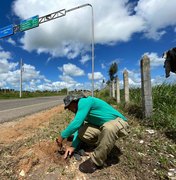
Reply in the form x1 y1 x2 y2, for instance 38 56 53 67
0 96 65 123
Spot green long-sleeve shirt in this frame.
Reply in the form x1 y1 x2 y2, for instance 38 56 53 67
61 96 127 148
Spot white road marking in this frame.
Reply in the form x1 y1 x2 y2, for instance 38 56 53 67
0 100 63 113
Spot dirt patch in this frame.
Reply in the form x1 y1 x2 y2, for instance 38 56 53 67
16 140 71 179
0 105 89 180
0 105 64 144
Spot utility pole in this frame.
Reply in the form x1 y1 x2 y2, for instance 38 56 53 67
19 59 23 98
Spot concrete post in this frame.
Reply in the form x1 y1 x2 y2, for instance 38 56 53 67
112 80 115 98
123 70 129 103
116 77 120 103
109 82 112 97
141 55 153 118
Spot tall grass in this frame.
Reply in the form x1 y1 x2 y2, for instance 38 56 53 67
97 84 176 132
95 88 117 105
152 84 176 131
128 84 176 132
125 84 176 131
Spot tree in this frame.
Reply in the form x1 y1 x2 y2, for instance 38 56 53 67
108 62 118 81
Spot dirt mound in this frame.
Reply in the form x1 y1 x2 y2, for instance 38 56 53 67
16 140 71 179
0 105 64 144
14 139 90 180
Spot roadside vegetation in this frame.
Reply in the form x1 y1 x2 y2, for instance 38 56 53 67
97 83 176 135
0 88 68 99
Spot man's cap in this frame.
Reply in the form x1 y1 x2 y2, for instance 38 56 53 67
63 94 86 109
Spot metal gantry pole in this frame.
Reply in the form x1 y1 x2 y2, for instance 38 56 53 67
90 5 95 97
65 4 95 96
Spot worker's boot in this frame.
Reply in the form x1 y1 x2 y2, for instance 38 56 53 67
79 158 101 173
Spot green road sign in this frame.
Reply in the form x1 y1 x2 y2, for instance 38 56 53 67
20 15 39 32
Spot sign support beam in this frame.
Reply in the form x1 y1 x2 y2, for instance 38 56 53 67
39 9 66 24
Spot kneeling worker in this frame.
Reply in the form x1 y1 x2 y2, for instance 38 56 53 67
56 94 129 173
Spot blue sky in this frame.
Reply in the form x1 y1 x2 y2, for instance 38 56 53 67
0 0 176 92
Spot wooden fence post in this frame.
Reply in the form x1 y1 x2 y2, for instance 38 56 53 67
123 70 129 103
116 77 120 103
141 55 153 118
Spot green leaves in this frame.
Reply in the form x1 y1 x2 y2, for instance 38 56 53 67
108 62 118 81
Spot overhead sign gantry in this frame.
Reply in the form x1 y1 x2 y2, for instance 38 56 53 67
0 4 95 96
0 4 92 38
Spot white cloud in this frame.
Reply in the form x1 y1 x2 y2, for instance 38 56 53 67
7 38 16 46
0 52 17 73
0 57 91 91
56 63 87 90
123 69 141 88
0 81 6 87
151 73 176 86
122 67 176 89
0 51 94 91
0 50 47 90
10 0 176 61
22 64 45 82
1 0 176 91
135 0 176 40
60 63 85 76
142 52 164 67
36 80 87 91
12 0 144 58
101 63 106 69
0 51 11 59
88 72 104 80
59 75 76 83
80 54 90 64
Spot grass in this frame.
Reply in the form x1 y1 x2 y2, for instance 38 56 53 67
0 90 67 99
117 117 176 180
152 84 176 131
99 84 176 132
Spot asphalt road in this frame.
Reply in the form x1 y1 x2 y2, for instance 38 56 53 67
0 96 65 123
